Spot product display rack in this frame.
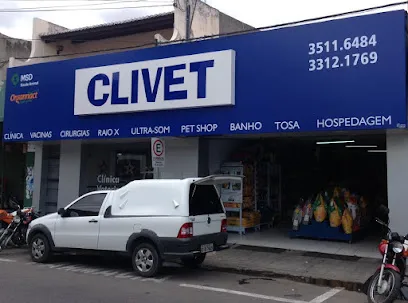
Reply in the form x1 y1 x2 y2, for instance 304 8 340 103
223 205 244 234
220 162 260 235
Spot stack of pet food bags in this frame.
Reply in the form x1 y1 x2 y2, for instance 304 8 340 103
292 198 313 230
292 186 369 235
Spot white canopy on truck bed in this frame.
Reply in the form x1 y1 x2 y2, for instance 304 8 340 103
109 176 243 217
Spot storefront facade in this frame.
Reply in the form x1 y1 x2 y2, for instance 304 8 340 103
3 10 408 234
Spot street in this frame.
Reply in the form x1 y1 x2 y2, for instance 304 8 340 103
0 250 372 303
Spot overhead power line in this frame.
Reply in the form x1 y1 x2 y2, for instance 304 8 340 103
0 0 168 2
0 0 172 11
0 0 168 1
0 0 406 63
0 3 173 12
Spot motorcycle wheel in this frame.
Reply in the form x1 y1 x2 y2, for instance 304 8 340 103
367 269 401 303
11 231 25 248
0 229 10 252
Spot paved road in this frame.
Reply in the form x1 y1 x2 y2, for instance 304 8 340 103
0 249 371 303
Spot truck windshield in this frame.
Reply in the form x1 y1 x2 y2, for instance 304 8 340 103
189 184 224 216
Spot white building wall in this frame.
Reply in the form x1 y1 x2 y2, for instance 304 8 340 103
57 141 81 208
387 131 408 234
31 142 43 210
158 138 199 179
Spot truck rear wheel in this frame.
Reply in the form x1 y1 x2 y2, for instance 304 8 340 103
132 242 161 278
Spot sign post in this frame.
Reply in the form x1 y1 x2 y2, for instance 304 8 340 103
151 138 165 178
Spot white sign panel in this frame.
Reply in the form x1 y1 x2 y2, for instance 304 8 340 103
74 50 235 116
151 137 165 168
27 143 36 152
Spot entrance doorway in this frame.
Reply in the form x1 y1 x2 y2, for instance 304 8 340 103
207 132 386 258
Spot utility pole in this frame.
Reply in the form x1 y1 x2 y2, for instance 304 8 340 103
185 0 191 40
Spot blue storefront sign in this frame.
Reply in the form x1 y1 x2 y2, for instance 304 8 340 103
3 10 407 142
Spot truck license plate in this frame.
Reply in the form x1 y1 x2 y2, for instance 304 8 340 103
201 243 214 253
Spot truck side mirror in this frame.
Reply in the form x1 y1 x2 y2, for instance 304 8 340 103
57 208 66 217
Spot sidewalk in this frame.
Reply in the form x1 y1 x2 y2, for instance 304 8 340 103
205 244 379 292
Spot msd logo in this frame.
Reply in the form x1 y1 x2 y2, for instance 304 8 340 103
20 74 33 82
11 73 40 88
74 50 235 116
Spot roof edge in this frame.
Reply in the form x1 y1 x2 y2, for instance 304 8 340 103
40 11 174 42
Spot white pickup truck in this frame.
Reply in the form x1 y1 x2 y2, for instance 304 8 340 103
26 175 240 277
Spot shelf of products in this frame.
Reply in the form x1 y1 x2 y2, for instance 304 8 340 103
289 187 370 243
220 162 261 235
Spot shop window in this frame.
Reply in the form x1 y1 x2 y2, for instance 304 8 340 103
115 153 145 184
81 143 150 194
66 193 107 217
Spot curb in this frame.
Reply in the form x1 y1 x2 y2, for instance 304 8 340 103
202 264 370 293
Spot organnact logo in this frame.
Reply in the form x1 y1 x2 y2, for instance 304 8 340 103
10 91 39 104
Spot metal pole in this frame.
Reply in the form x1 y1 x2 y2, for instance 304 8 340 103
185 0 191 40
0 140 4 209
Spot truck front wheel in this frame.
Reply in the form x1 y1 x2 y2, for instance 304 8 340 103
132 242 161 278
30 233 52 263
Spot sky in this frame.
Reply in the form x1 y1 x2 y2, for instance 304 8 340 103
0 0 406 40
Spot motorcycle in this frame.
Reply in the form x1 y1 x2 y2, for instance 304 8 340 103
0 206 40 251
0 196 21 231
367 212 408 302
0 209 15 231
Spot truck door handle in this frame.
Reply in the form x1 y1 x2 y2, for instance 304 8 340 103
89 219 98 223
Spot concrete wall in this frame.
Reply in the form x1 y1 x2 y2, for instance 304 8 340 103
0 33 31 121
0 33 31 82
57 141 81 208
219 12 254 36
387 131 408 234
32 142 43 211
9 18 173 67
156 0 255 43
157 138 199 179
184 0 220 38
